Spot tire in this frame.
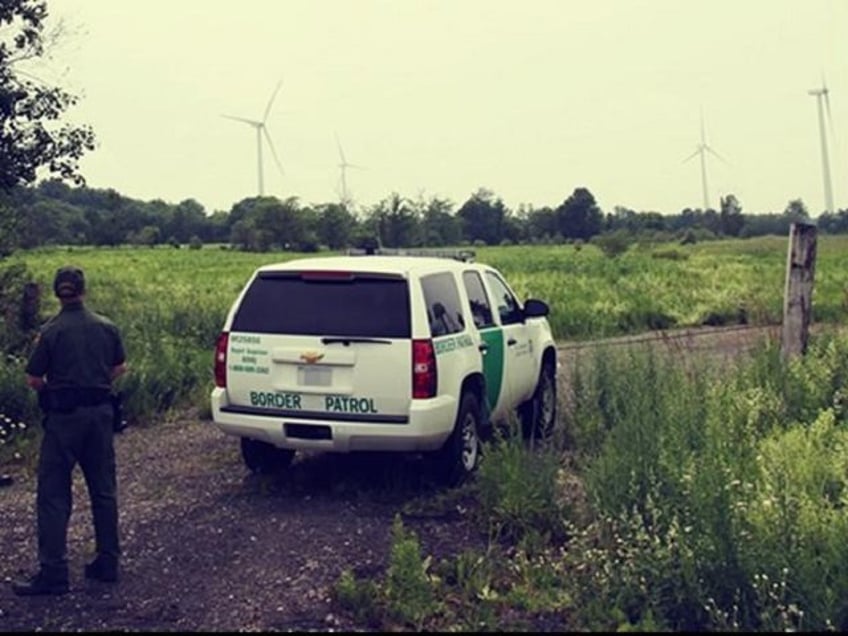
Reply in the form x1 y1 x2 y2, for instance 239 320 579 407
433 391 482 486
240 437 295 474
519 360 557 441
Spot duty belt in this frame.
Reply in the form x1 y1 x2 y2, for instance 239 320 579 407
39 387 112 414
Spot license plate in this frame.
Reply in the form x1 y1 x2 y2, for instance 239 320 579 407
298 366 331 387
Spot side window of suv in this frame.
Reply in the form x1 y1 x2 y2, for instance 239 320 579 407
462 271 494 329
421 272 466 337
485 271 523 326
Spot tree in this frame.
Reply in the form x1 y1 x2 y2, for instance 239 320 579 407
315 202 356 249
456 188 507 246
784 198 809 220
226 196 307 251
369 193 421 248
719 194 744 237
1 0 95 189
1 0 96 255
555 187 603 241
817 209 848 234
168 198 207 243
524 205 557 243
419 196 460 247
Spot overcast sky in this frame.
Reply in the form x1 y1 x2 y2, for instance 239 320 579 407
30 0 848 216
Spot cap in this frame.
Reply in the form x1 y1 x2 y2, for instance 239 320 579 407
53 266 85 299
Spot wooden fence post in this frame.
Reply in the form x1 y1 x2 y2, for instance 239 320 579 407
781 222 817 360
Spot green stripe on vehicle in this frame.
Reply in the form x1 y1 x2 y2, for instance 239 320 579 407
480 328 504 408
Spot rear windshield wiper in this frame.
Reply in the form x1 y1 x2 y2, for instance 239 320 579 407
321 337 393 345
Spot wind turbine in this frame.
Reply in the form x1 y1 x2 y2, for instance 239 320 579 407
335 132 364 208
222 81 285 197
809 79 835 215
682 112 728 211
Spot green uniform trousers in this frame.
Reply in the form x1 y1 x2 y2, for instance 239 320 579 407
36 403 119 578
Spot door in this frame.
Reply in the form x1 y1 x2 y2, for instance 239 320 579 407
483 270 536 410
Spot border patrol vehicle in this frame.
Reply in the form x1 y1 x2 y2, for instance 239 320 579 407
210 248 557 485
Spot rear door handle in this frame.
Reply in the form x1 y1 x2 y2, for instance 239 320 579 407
507 338 517 346
478 343 489 353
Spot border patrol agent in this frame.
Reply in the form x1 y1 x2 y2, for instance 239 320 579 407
12 266 128 596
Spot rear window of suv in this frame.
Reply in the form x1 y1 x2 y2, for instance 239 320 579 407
231 271 411 338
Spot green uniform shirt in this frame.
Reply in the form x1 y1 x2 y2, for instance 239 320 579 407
26 301 126 390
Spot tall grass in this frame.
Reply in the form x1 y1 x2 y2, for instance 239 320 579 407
476 235 848 339
562 331 848 631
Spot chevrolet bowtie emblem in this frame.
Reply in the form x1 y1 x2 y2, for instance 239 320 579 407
300 351 324 364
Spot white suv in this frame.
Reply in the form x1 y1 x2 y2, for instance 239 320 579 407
210 249 557 484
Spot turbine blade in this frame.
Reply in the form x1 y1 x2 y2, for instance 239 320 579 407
222 114 261 127
682 148 700 163
335 132 346 164
263 126 285 177
705 145 729 164
262 80 283 124
824 90 833 127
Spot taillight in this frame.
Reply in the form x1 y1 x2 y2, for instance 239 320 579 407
214 332 229 388
412 339 437 399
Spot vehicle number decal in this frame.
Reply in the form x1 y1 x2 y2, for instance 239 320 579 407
230 338 270 375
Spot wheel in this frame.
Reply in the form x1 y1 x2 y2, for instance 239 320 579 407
240 437 295 474
519 360 557 441
433 392 482 486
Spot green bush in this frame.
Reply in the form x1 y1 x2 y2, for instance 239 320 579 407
0 262 40 355
334 569 381 626
0 354 41 464
384 514 439 629
592 231 631 258
475 428 568 548
739 408 848 629
562 332 848 631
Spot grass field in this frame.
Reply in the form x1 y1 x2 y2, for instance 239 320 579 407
9 233 848 344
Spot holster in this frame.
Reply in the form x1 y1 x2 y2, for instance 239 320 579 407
111 392 127 433
38 388 123 432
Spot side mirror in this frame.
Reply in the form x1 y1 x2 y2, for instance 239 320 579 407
523 298 549 318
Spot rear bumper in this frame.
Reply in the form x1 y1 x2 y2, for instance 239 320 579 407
210 388 457 453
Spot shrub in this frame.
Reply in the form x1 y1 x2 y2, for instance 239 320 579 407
384 514 438 629
592 231 630 258
334 568 381 626
0 262 41 355
475 427 569 547
652 248 689 261
562 331 848 631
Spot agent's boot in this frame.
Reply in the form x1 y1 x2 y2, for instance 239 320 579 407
12 568 69 596
84 556 119 583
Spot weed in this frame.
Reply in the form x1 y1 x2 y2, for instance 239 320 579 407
384 514 439 629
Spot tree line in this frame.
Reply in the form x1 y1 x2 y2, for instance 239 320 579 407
2 179 847 254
